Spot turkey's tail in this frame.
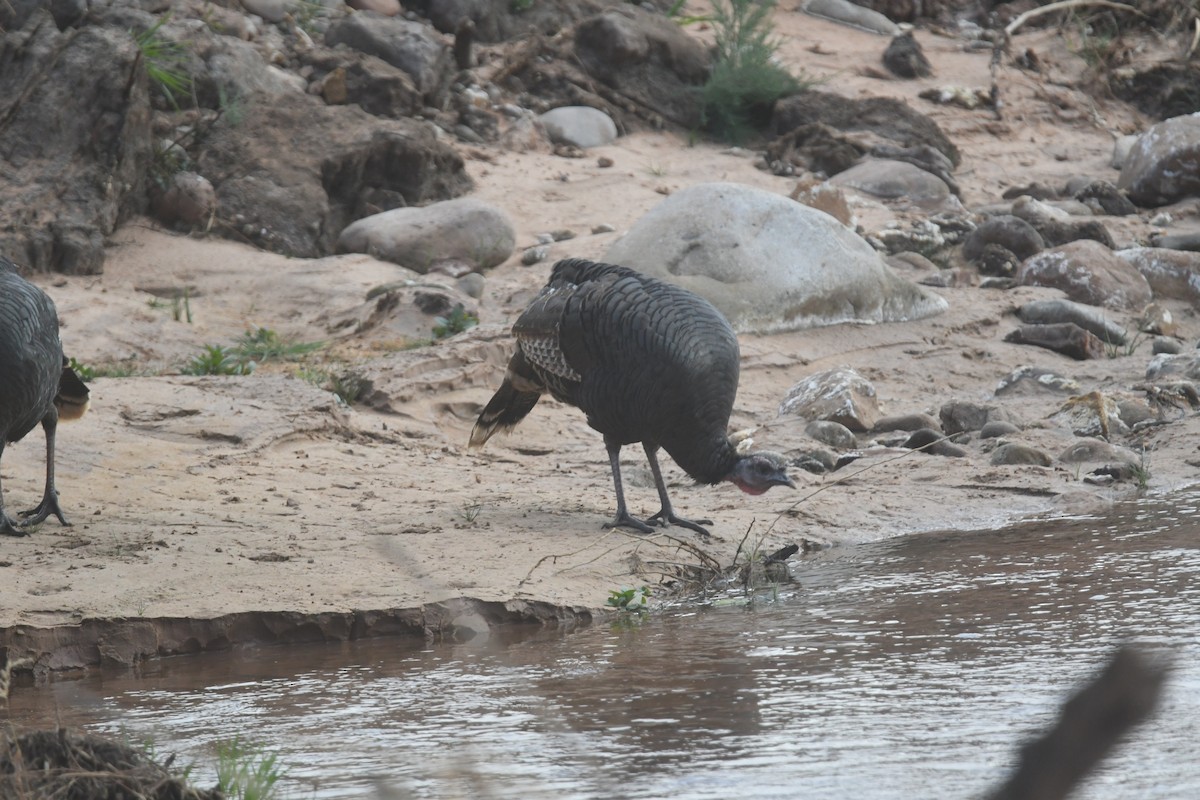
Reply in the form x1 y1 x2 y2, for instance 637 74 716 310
55 357 90 422
469 349 543 448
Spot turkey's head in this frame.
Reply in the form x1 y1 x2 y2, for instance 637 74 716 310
727 452 795 495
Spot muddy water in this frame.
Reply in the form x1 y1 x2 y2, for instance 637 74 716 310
8 492 1200 799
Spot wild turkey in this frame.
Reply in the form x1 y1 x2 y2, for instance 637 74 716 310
0 257 90 537
470 258 793 535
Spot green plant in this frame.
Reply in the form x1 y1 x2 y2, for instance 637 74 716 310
458 502 483 523
1104 330 1145 358
67 357 96 382
233 327 324 362
134 16 193 109
700 0 801 144
182 344 254 376
432 304 479 339
606 586 650 613
215 737 283 800
511 0 534 11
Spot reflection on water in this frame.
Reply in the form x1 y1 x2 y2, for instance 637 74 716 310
8 492 1200 798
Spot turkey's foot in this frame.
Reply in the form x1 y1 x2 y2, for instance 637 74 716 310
20 492 68 527
1 512 29 537
648 509 712 537
604 510 658 535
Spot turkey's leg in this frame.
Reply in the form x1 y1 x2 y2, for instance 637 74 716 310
602 437 655 534
0 443 27 536
643 443 712 537
20 410 68 527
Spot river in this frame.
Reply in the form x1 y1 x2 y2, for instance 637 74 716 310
7 491 1200 798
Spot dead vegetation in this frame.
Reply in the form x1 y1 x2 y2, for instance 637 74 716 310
0 727 219 800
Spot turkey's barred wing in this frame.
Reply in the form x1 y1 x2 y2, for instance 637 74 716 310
512 283 581 382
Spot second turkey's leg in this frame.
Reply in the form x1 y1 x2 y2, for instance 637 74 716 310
601 437 655 534
0 443 28 537
20 411 69 527
643 443 713 537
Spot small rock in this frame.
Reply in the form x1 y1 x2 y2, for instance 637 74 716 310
980 420 1020 438
963 215 1044 262
904 428 966 457
1004 322 1105 360
150 172 217 228
939 399 1011 435
1016 240 1153 311
873 412 941 433
241 0 288 22
805 419 857 450
780 367 880 432
1016 298 1127 345
1145 352 1200 381
791 448 838 474
1059 439 1140 465
539 106 619 148
1139 303 1178 337
347 0 402 14
597 156 614 168
1152 337 1183 355
521 246 548 266
883 31 932 79
990 442 1051 467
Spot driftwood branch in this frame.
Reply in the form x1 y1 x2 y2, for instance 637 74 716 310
1004 0 1144 37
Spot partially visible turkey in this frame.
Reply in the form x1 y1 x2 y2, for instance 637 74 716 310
0 257 90 537
471 258 794 536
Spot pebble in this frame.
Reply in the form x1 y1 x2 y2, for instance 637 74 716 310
521 246 548 265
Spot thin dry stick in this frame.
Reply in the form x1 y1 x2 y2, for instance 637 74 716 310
1004 0 1143 37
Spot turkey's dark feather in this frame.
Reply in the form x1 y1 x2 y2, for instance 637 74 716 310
475 258 741 484
0 266 62 445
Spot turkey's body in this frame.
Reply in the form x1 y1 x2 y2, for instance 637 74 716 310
471 258 786 535
0 259 84 536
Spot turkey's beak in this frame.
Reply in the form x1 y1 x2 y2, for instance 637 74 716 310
773 472 796 490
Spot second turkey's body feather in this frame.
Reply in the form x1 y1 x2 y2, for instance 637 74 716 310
512 259 740 484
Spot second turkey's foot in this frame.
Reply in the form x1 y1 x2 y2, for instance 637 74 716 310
1 512 29 537
19 493 68 527
604 511 658 535
647 509 713 538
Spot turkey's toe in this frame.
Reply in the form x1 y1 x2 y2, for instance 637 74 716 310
648 509 712 537
604 511 657 535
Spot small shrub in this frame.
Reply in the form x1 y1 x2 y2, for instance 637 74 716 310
182 344 254 376
134 16 193 109
701 0 801 144
433 304 479 340
606 586 650 613
233 327 324 362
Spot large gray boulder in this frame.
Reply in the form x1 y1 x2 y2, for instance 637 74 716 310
337 197 515 272
603 182 948 333
0 13 153 273
1118 113 1200 207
